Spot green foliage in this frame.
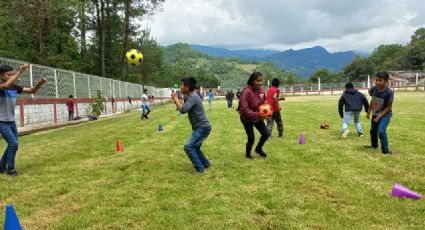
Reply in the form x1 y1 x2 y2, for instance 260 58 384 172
90 90 105 117
309 68 344 83
344 27 425 73
343 57 375 81
369 44 403 71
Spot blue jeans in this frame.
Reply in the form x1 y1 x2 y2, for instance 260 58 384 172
0 121 19 170
184 126 211 172
370 113 392 153
208 100 212 110
342 111 363 134
227 100 233 108
141 104 151 117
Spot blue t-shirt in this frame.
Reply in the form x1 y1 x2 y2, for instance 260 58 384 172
369 86 394 115
0 84 23 121
207 92 214 102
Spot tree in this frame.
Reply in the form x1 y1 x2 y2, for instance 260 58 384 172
343 57 375 82
369 44 403 71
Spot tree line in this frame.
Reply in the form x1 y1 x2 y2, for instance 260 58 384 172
1 1 423 88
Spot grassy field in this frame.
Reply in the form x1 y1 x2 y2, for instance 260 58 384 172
1 92 424 229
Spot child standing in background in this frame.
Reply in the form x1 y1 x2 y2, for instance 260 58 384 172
66 95 75 121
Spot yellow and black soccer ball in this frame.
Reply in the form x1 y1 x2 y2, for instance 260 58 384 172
125 49 143 66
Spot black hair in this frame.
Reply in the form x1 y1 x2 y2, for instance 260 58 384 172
180 77 196 91
376 71 389 81
345 82 354 89
247 71 263 86
0 65 13 74
143 88 148 93
69 94 74 98
271 78 280 87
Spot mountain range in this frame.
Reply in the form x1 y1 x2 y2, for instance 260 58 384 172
189 44 363 78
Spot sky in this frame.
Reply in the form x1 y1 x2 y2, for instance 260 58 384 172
145 0 425 53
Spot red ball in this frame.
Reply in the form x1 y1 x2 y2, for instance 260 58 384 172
259 104 273 118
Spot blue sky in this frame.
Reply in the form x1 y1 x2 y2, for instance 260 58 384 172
145 0 425 52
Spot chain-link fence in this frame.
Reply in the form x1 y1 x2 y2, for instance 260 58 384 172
0 56 162 99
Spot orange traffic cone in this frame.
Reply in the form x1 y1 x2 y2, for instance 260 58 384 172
116 139 123 152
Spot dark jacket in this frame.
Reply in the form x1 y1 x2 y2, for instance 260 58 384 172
338 88 369 117
238 86 266 123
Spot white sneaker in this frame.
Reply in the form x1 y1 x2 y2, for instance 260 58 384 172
341 129 349 138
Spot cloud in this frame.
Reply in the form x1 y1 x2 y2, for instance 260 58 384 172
146 0 425 52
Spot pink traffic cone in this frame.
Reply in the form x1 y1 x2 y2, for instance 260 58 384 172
391 183 422 199
299 133 305 145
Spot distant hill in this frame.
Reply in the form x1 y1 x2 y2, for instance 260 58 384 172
189 45 359 78
163 43 301 89
189 44 277 59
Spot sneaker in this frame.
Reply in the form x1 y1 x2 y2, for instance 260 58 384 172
255 148 267 158
382 150 392 155
358 132 364 137
278 134 283 138
341 129 349 138
196 168 205 173
245 154 253 159
6 169 18 176
144 115 149 119
204 164 211 169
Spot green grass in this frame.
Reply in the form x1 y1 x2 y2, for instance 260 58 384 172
1 92 425 229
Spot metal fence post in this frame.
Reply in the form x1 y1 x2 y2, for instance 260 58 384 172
110 79 113 98
54 69 59 98
87 75 91 98
30 64 34 98
73 73 77 98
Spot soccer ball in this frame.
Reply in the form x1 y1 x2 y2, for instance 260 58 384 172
259 104 273 118
125 49 143 66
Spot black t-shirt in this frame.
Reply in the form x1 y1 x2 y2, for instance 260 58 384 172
369 86 394 114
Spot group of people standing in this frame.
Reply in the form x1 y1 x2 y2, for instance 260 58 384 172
0 63 394 176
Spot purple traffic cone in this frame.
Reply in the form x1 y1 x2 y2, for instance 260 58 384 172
391 183 422 200
299 133 305 145
4 204 23 230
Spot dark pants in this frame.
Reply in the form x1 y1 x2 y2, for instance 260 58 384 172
266 111 283 137
241 119 270 156
68 111 74 121
0 121 19 170
227 99 233 108
370 113 392 153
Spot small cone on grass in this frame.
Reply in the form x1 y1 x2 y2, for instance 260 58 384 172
299 133 305 145
158 124 164 132
116 139 123 152
4 204 23 230
391 183 422 200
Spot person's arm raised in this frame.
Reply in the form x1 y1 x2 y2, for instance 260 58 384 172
0 64 29 90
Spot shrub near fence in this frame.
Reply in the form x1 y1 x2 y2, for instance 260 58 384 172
0 57 171 129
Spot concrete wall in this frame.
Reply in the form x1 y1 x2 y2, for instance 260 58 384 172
15 95 171 132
